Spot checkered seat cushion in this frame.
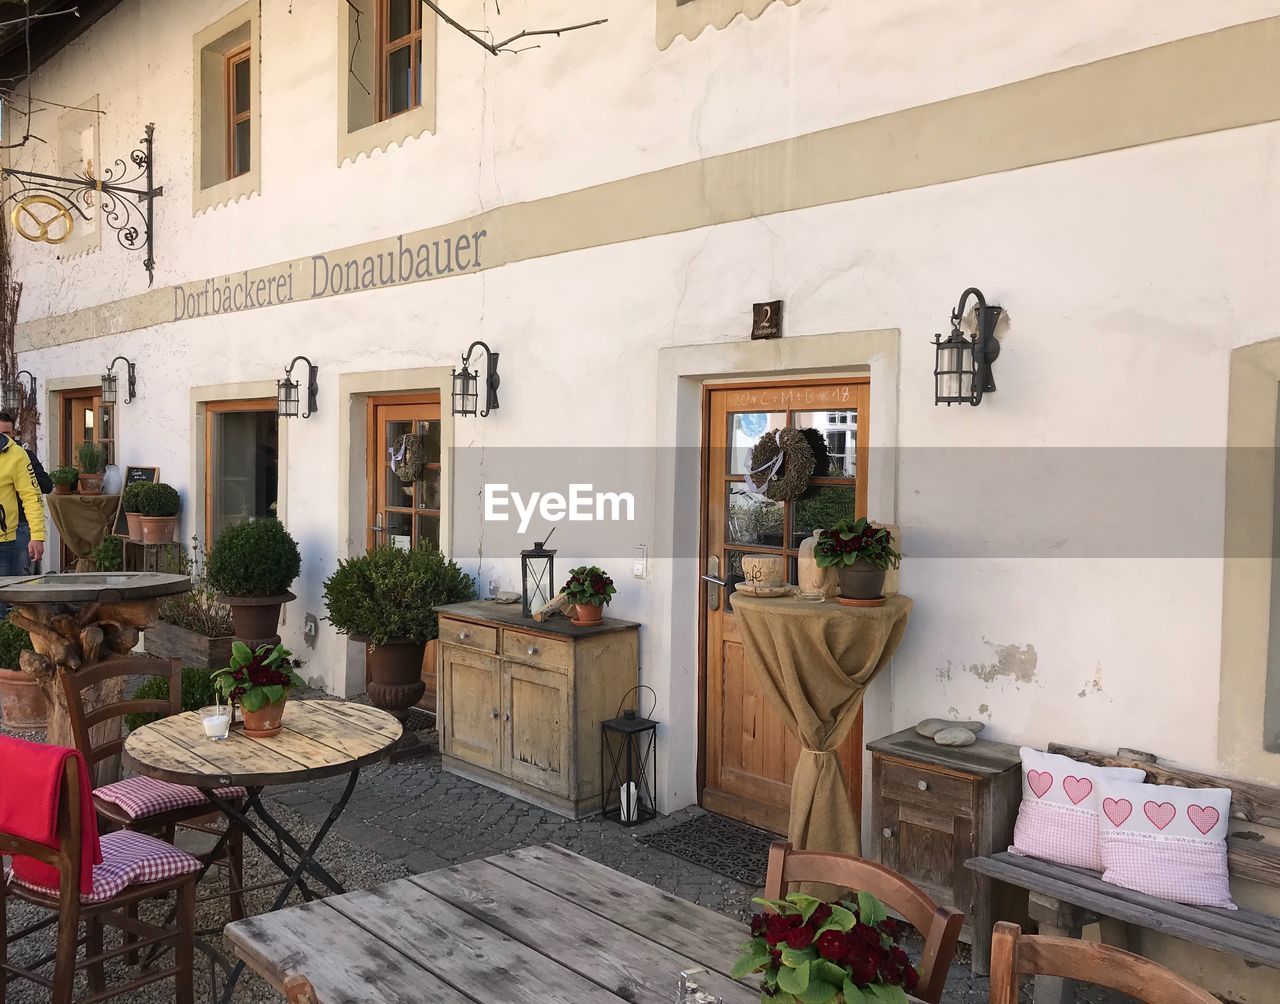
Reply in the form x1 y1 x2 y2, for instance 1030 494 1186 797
94 776 247 821
8 830 201 903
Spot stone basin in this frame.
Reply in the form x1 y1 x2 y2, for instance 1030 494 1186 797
0 571 190 604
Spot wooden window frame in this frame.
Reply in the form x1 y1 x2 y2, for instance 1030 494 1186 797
376 0 423 123
204 398 276 548
225 43 252 180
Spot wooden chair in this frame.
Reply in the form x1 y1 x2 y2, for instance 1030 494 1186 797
0 753 197 1003
764 841 963 1004
989 921 1219 1003
59 658 245 926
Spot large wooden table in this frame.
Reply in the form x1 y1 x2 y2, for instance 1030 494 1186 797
125 699 402 1003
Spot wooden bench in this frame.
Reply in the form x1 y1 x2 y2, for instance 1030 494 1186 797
966 743 1280 1004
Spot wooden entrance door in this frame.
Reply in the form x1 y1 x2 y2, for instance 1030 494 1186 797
366 394 442 552
701 379 870 834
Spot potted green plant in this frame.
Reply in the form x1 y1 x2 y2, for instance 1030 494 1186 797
323 544 474 719
0 620 41 731
50 466 78 495
814 517 901 601
148 541 237 669
211 642 304 738
122 481 150 541
136 482 181 544
206 518 301 647
561 565 616 626
76 441 105 495
91 534 123 572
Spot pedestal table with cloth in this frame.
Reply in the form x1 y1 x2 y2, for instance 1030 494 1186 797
733 593 911 858
48 493 121 570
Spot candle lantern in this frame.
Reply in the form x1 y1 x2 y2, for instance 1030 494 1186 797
933 286 1002 407
520 538 556 618
601 710 657 827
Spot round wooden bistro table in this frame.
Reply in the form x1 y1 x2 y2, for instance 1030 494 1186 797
123 698 402 1002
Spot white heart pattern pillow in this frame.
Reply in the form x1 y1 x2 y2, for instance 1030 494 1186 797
1096 776 1236 909
1010 748 1146 871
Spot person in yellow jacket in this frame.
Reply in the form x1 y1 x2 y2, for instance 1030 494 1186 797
0 431 46 577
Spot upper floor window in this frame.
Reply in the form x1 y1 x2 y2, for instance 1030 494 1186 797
338 0 437 166
227 45 252 178
379 0 423 120
192 2 260 213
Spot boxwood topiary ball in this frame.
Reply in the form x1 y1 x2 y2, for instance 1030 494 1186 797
207 518 301 597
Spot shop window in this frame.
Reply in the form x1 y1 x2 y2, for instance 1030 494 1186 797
206 401 279 542
656 0 803 51
337 0 438 165
193 3 260 213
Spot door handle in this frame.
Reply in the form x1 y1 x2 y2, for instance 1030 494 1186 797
703 555 723 611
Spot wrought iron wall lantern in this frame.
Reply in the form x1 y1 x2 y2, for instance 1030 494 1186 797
277 356 319 419
2 370 36 414
1 123 163 285
933 287 1003 407
101 357 136 405
451 340 500 417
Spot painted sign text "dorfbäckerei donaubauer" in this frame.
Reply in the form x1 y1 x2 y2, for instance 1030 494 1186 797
172 227 488 321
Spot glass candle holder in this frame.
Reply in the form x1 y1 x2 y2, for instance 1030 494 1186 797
200 705 232 741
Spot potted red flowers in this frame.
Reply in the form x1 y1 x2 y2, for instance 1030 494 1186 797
814 517 901 602
211 641 305 738
561 565 616 626
733 891 920 1003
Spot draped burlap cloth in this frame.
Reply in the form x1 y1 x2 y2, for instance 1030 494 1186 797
733 593 912 856
48 494 121 566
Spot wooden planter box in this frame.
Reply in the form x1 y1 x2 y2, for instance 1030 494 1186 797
144 620 236 669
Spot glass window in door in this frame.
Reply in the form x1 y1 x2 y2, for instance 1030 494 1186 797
206 401 279 544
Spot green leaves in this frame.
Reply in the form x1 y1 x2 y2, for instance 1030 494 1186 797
777 960 810 996
241 688 266 713
817 903 856 935
731 938 770 980
207 517 301 597
857 891 888 927
780 947 816 969
231 640 253 665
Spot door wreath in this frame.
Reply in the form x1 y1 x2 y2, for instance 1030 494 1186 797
744 427 817 502
389 433 424 484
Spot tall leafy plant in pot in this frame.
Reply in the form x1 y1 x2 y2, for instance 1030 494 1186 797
76 441 105 495
814 517 901 601
206 518 301 648
323 544 474 719
135 482 181 544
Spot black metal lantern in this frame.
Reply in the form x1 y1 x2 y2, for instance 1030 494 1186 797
102 356 136 405
451 340 500 417
278 355 318 419
520 533 556 618
2 370 35 413
933 287 1002 407
601 710 657 827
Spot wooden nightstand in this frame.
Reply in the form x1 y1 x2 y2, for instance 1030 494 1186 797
868 727 1026 975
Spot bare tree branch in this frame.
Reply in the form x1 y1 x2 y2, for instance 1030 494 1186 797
418 0 606 56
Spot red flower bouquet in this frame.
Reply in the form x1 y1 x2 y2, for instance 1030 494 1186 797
732 892 919 1003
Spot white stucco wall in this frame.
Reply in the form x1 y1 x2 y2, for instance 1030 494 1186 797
8 14 1280 988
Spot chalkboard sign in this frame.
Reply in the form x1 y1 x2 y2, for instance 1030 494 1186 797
114 466 159 534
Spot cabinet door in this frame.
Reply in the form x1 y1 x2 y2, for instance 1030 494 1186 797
503 662 571 797
440 646 502 770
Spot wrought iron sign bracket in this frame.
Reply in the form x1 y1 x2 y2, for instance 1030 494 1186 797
1 122 163 285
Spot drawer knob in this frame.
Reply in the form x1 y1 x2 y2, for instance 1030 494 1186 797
458 631 470 641
917 780 929 792
882 827 894 839
504 712 511 722
490 709 499 719
527 644 538 656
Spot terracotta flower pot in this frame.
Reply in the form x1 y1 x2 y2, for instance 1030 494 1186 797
572 603 605 626
224 591 295 649
139 515 177 544
363 637 426 722
125 511 145 542
53 483 74 496
77 473 104 496
0 667 48 731
240 693 288 738
835 559 886 601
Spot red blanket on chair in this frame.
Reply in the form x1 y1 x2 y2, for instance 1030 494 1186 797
0 735 102 895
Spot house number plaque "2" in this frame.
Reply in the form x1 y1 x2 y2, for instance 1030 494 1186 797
10 195 74 245
751 300 783 340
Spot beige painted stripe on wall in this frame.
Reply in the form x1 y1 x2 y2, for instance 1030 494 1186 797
17 15 1280 352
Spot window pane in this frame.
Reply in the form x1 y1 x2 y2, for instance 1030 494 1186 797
386 510 413 551
211 410 279 541
418 419 440 464
233 57 250 114
792 485 856 548
384 420 414 507
416 513 439 551
385 45 413 116
417 469 441 510
232 119 251 176
726 482 784 548
728 412 785 475
792 409 858 477
386 0 413 40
